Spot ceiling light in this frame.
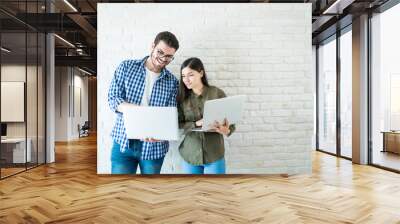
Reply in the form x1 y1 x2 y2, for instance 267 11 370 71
322 0 354 15
63 0 78 12
1 47 11 53
78 67 92 76
54 34 75 48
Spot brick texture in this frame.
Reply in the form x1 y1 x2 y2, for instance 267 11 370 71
97 3 313 174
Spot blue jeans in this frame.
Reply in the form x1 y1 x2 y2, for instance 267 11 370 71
181 158 226 174
111 140 164 174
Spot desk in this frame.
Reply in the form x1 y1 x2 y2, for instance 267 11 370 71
1 138 31 163
381 131 400 154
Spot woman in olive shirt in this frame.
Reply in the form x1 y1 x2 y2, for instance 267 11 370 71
177 57 235 174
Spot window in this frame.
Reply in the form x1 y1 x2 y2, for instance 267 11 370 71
371 3 400 171
340 28 352 158
317 36 337 155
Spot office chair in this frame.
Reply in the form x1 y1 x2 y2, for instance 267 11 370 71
79 121 90 138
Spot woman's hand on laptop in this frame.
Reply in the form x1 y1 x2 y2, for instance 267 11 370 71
212 118 231 136
195 119 203 127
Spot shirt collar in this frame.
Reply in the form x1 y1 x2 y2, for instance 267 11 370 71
191 85 209 98
141 56 168 80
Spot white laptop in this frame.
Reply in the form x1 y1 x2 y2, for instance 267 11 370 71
123 106 179 141
193 95 246 132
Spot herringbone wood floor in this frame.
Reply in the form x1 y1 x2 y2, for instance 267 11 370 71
1 135 400 224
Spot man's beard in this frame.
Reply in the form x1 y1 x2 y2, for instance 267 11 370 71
150 52 166 70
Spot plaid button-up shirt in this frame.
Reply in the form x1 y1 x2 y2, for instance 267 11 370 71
108 56 179 160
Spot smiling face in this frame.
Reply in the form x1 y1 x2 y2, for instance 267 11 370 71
181 66 204 90
150 40 176 71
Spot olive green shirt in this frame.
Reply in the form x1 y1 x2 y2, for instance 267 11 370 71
178 85 236 165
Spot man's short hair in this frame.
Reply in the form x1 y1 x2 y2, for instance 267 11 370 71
154 31 179 50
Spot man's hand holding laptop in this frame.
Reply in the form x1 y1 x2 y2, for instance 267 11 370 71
118 102 162 142
143 138 161 142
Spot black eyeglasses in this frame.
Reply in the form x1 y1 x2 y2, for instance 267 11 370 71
154 49 174 62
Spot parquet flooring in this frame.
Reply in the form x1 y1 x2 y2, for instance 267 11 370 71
0 135 399 223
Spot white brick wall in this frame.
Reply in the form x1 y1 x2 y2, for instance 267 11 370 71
97 3 313 174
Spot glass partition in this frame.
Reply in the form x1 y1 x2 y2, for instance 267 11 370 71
0 1 46 179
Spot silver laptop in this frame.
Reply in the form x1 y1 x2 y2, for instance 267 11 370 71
123 106 179 141
192 95 246 132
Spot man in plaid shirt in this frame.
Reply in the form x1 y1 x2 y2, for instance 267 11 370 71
108 31 179 174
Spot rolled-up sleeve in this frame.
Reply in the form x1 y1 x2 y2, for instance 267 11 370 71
108 61 126 113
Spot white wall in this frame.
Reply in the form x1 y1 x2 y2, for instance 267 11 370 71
71 71 89 138
97 3 313 174
55 67 89 141
55 67 68 141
